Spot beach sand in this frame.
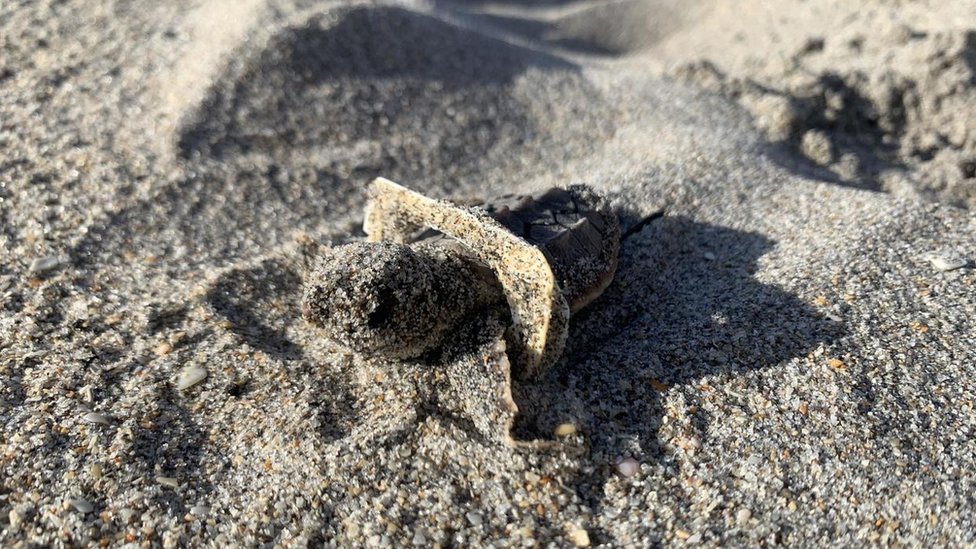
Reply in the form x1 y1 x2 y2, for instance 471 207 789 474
2 0 975 546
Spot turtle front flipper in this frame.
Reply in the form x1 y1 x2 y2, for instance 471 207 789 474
364 177 570 379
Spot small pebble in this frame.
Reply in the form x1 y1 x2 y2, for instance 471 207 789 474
154 342 173 356
119 508 135 523
69 497 93 514
703 251 716 261
156 476 180 489
176 366 207 390
615 456 640 477
411 528 428 546
924 252 969 272
29 255 63 274
83 412 111 425
828 358 846 371
90 463 103 479
466 511 484 526
736 508 752 523
190 505 210 517
564 523 590 547
554 423 578 437
801 129 835 165
8 509 22 529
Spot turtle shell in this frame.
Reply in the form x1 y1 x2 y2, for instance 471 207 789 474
482 185 620 313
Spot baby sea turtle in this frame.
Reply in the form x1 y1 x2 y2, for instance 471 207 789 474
302 177 620 378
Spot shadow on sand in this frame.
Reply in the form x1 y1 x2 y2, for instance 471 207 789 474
508 213 843 541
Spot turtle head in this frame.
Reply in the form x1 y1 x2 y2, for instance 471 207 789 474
302 241 443 358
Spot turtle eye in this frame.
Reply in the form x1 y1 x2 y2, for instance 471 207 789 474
367 287 397 328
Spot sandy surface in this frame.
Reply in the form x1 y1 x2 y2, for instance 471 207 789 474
2 0 975 546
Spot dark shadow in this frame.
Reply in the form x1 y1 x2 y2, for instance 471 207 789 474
508 214 843 542
205 258 304 361
201 255 360 443
1 288 26 316
760 72 913 192
673 61 913 193
0 163 18 243
128 386 214 518
0 351 38 425
0 371 24 416
961 30 976 76
145 302 191 334
307 372 360 443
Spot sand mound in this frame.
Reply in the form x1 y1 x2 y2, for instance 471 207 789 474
72 5 613 271
178 5 611 189
665 12 976 207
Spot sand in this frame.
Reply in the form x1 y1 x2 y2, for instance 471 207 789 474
1 0 975 546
